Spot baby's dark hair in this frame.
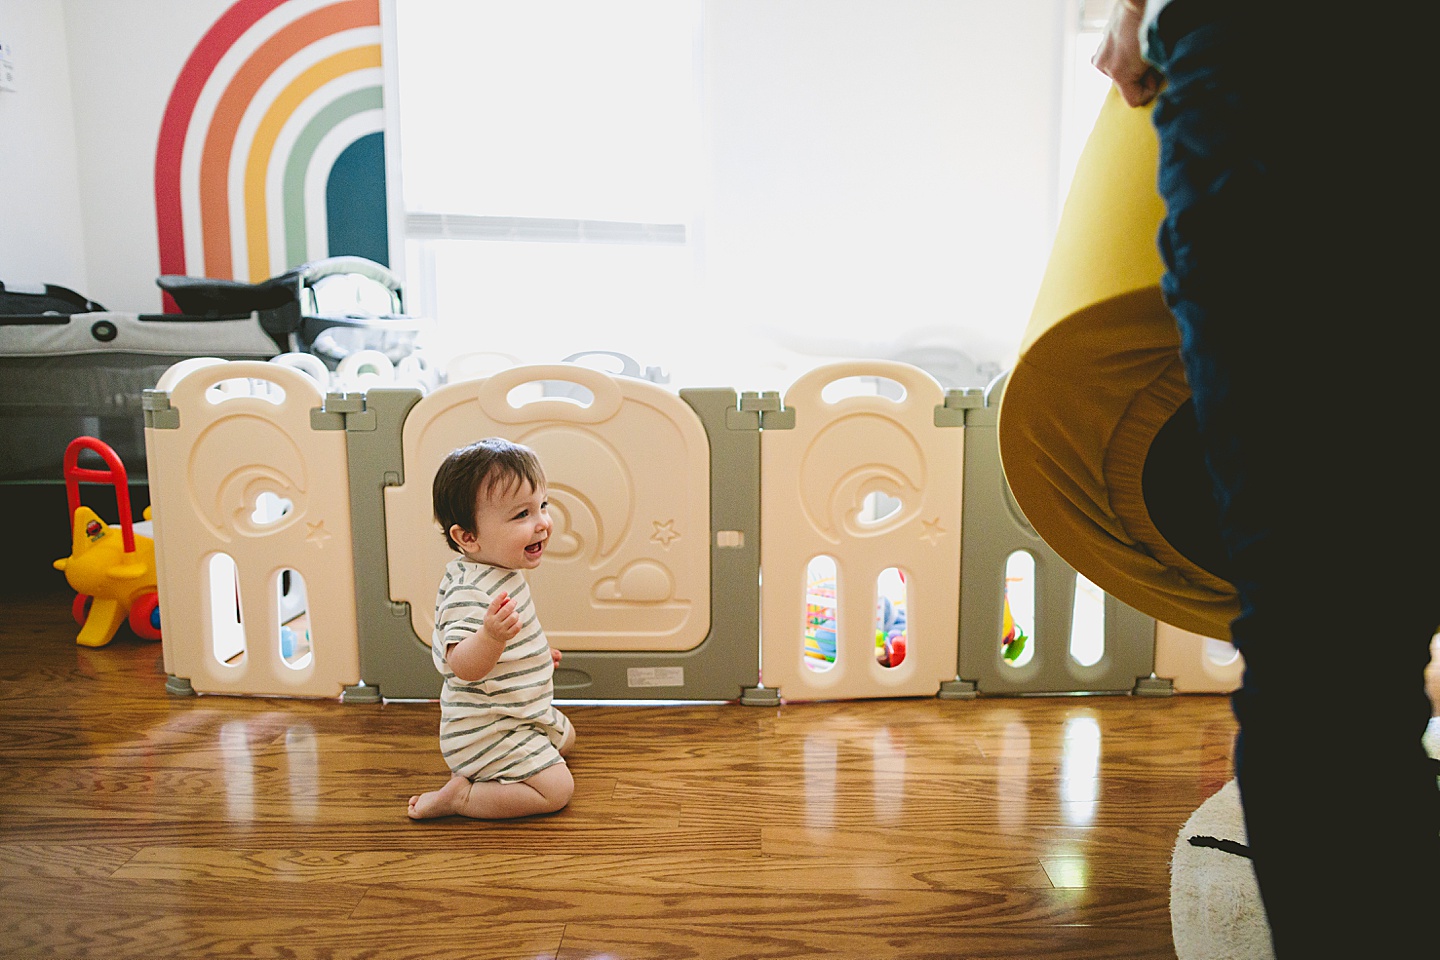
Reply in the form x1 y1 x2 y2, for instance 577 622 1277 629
432 438 547 552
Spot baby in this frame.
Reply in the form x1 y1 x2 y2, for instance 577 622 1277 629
407 437 575 820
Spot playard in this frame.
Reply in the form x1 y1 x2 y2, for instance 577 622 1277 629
0 257 424 485
4 255 1242 705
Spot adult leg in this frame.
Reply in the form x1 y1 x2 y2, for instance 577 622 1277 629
1148 6 1440 955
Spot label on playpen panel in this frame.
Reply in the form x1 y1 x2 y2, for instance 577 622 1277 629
627 666 685 688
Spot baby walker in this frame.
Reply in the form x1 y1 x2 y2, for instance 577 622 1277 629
52 437 162 647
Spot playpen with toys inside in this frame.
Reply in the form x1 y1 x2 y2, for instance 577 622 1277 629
138 352 1241 704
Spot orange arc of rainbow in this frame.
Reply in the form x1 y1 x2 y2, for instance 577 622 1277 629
244 43 382 281
199 0 379 279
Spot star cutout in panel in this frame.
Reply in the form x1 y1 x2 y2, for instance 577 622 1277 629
651 519 679 547
919 516 946 545
306 520 332 546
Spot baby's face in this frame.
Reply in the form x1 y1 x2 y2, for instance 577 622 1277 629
454 477 551 570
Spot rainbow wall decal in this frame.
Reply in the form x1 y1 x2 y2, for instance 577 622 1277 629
155 0 388 299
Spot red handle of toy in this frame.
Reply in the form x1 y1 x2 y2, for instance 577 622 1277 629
62 437 135 554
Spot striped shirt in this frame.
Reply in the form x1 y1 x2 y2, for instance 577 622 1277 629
431 557 571 784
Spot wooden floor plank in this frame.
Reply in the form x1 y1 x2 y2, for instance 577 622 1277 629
555 921 1176 960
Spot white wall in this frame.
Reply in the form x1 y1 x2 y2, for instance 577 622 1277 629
61 0 229 313
0 0 227 311
0 0 87 295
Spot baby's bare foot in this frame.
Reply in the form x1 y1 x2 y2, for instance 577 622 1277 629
407 775 470 819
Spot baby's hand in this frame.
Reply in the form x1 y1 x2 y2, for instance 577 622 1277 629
551 648 563 667
485 592 521 644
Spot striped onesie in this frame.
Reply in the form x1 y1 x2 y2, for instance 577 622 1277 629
431 557 572 784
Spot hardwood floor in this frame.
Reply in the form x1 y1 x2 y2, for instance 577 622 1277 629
2 586 1434 959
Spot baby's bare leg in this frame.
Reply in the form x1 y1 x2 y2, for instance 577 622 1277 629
455 762 573 819
408 764 573 821
558 722 576 757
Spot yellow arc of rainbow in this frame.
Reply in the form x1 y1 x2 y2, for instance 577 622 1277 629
243 43 382 281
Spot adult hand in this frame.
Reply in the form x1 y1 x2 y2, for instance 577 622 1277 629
1092 0 1161 107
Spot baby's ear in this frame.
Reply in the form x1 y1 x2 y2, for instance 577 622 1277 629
450 523 477 550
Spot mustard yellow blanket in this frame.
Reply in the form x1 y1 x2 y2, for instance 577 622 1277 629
998 88 1238 641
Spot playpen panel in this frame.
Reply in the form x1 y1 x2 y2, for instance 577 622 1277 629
1154 621 1243 693
956 385 1157 695
144 360 360 697
383 364 711 652
759 361 963 701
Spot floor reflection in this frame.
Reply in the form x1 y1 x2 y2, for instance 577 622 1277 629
997 718 1030 832
1059 714 1100 824
799 723 911 828
209 714 319 821
219 720 255 821
284 722 318 821
870 726 906 826
802 733 837 829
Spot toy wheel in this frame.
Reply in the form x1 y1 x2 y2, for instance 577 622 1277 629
72 594 93 626
129 592 162 641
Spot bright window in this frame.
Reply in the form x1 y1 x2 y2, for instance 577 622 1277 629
392 0 702 373
395 0 700 223
388 2 1113 391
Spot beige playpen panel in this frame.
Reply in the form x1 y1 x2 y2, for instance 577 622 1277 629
384 364 711 652
1154 621 1244 693
760 361 963 701
145 359 360 697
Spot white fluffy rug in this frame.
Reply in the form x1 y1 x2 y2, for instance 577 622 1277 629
1170 724 1440 960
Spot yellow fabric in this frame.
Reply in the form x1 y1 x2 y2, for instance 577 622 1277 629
997 87 1239 640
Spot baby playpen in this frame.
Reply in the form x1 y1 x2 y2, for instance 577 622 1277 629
138 355 1240 704
8 256 1237 704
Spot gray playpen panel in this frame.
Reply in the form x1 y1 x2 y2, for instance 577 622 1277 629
339 386 761 702
954 382 1161 696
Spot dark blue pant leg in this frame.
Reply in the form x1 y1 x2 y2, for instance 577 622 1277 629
1147 6 1440 956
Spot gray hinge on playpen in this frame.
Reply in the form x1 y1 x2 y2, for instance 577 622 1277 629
740 685 782 706
937 679 978 699
308 387 410 702
1133 675 1175 696
142 390 180 429
726 391 795 431
928 389 984 698
311 392 378 432
342 682 382 704
943 380 1002 700
935 387 983 428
